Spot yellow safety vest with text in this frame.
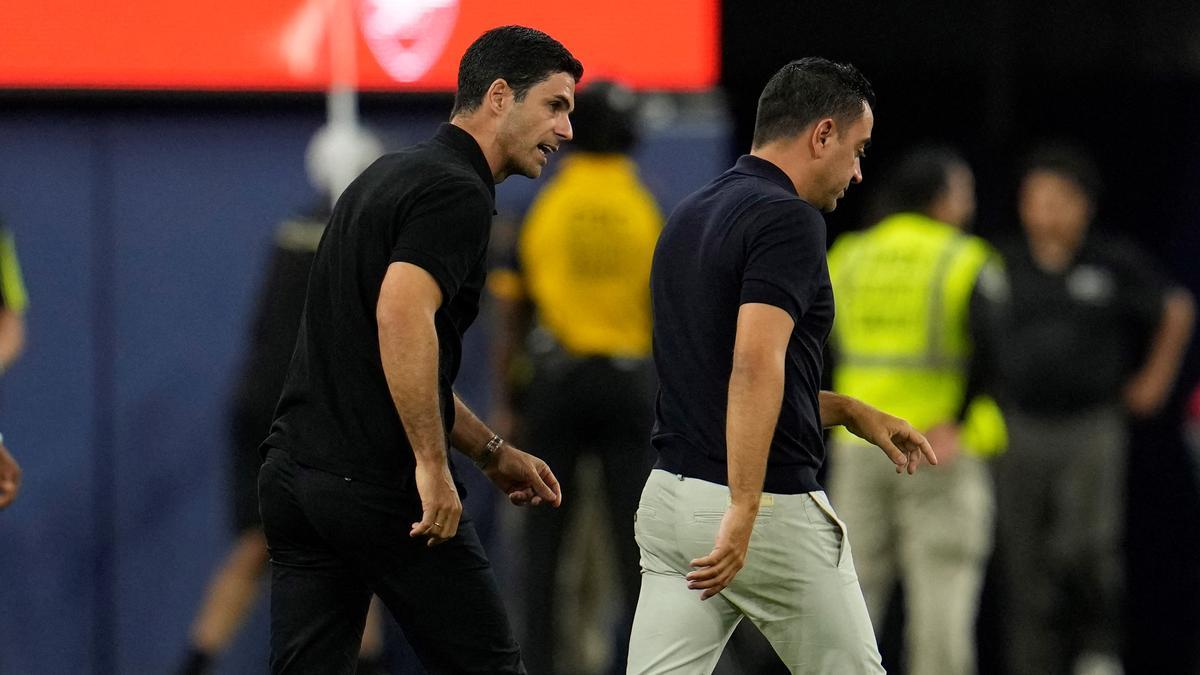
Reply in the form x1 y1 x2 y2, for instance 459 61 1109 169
828 213 1005 457
489 154 661 358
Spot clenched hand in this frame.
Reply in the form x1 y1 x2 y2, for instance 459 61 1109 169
410 461 462 546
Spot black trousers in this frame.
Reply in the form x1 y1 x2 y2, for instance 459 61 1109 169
519 355 656 675
258 448 524 674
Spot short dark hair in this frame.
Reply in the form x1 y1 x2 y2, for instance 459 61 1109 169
752 57 875 148
570 81 639 153
877 145 968 215
1022 142 1102 202
451 26 584 117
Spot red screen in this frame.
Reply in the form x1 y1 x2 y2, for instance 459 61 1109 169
0 0 718 91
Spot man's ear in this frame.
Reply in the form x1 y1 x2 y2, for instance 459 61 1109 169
485 78 513 114
811 118 835 156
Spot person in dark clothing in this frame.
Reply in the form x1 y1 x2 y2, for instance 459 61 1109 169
257 26 582 674
990 144 1194 675
177 126 387 675
627 58 937 675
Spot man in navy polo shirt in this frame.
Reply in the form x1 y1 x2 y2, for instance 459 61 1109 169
626 58 937 674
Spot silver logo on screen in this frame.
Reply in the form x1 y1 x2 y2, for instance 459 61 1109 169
359 0 459 83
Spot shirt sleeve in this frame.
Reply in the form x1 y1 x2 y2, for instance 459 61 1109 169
739 201 827 322
1105 236 1171 328
389 179 493 304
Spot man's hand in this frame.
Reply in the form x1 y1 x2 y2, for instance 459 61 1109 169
924 423 961 466
844 402 938 474
686 504 756 600
483 443 562 507
0 441 22 510
410 461 462 546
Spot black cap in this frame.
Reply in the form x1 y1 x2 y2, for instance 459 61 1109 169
570 80 638 154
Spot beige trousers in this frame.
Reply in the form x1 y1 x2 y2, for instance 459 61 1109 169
829 441 994 675
627 469 884 674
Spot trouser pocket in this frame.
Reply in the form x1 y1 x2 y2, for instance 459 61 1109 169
805 491 850 568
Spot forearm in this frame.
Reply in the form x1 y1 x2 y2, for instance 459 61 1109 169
1134 289 1195 388
450 394 497 464
818 390 865 429
379 313 447 468
725 353 784 511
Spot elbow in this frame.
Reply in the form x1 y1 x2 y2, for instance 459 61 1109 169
376 301 434 347
730 345 786 384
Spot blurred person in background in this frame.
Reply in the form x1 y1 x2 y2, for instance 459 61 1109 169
0 224 28 510
257 26 578 674
488 80 661 674
176 124 387 675
627 58 937 675
0 435 17 510
826 146 1007 675
0 225 26 377
991 144 1194 675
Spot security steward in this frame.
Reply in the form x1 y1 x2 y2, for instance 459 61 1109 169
826 146 1006 675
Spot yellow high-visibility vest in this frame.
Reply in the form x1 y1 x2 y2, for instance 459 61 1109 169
490 154 662 358
828 212 1005 457
0 228 28 314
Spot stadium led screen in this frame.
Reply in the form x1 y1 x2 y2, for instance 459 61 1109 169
0 0 718 92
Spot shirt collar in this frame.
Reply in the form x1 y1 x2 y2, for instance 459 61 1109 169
433 123 496 202
731 154 798 196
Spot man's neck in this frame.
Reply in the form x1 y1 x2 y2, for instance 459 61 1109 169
449 117 506 182
751 143 816 202
1028 238 1079 273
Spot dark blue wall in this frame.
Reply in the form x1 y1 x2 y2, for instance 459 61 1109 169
0 100 728 674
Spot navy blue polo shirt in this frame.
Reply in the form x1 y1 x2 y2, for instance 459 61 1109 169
650 154 834 494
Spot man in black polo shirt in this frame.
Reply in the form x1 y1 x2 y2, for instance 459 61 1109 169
257 26 582 674
991 145 1194 675
627 58 937 674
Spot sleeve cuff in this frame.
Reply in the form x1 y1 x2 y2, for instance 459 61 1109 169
740 277 801 323
390 247 456 304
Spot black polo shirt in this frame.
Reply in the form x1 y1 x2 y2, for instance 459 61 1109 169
992 234 1169 415
265 123 495 491
650 155 834 494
